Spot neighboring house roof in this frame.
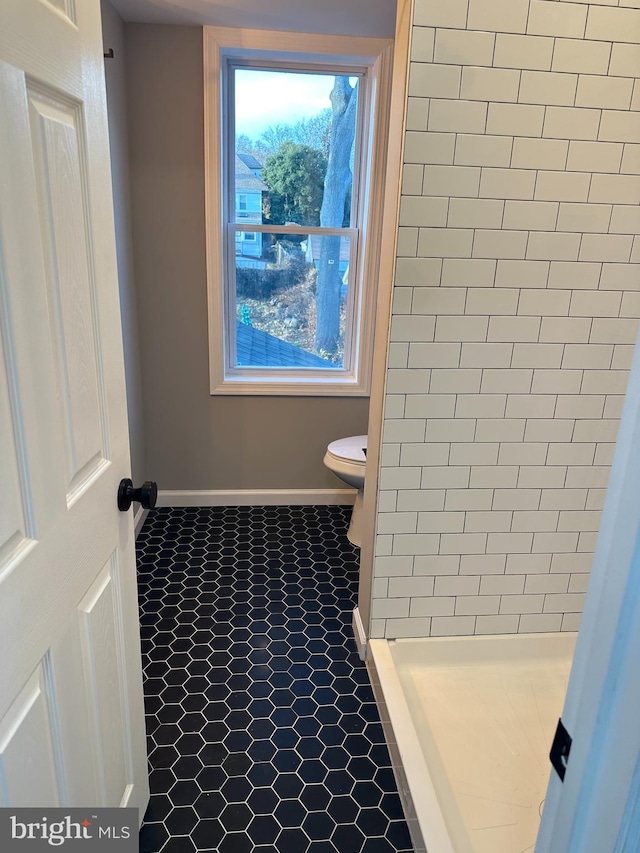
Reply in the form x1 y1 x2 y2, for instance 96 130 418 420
237 152 263 172
236 321 337 368
235 156 267 192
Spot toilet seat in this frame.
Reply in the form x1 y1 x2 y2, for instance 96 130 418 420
326 435 367 465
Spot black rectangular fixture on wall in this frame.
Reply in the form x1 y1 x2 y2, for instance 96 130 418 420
550 718 573 782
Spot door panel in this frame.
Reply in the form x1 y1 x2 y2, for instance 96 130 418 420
79 557 131 808
41 0 77 26
48 621 100 807
27 85 109 503
0 0 148 819
0 666 61 807
0 313 34 568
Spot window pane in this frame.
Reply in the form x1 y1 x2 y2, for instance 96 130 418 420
235 233 351 369
233 68 358 228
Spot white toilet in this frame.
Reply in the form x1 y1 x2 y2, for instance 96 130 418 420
323 435 367 547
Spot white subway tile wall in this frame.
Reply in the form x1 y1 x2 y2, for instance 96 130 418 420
372 0 640 640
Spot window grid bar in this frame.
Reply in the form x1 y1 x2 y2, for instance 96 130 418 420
228 223 358 238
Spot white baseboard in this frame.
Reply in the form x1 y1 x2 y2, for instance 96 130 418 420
352 606 368 661
134 506 149 538
157 489 357 508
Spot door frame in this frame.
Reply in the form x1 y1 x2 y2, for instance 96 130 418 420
357 0 413 640
536 326 640 851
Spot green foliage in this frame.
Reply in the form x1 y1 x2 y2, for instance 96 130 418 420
262 142 327 227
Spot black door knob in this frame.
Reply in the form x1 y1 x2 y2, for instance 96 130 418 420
118 478 158 512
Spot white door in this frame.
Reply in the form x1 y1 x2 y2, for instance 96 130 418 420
0 0 149 817
536 328 640 850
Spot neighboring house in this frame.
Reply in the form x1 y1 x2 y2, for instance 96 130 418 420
236 151 263 180
304 235 350 300
235 154 267 266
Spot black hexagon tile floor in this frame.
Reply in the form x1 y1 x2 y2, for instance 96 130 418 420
136 505 412 853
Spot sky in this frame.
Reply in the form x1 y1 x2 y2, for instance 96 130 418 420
234 69 352 140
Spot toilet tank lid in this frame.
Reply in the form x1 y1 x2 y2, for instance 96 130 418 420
327 435 367 463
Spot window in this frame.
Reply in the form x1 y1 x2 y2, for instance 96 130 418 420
204 27 393 395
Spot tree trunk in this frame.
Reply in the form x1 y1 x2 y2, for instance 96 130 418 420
314 77 357 358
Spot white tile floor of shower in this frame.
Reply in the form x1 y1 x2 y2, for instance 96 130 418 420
370 633 576 853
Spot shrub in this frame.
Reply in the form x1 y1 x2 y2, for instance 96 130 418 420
236 255 310 299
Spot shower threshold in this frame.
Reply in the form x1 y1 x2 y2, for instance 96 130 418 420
368 632 576 853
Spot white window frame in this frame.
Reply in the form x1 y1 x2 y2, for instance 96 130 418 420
204 26 393 396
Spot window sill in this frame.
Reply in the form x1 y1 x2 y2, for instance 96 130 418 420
211 373 371 397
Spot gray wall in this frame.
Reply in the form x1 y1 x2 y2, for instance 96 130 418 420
101 0 146 486
124 23 369 491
